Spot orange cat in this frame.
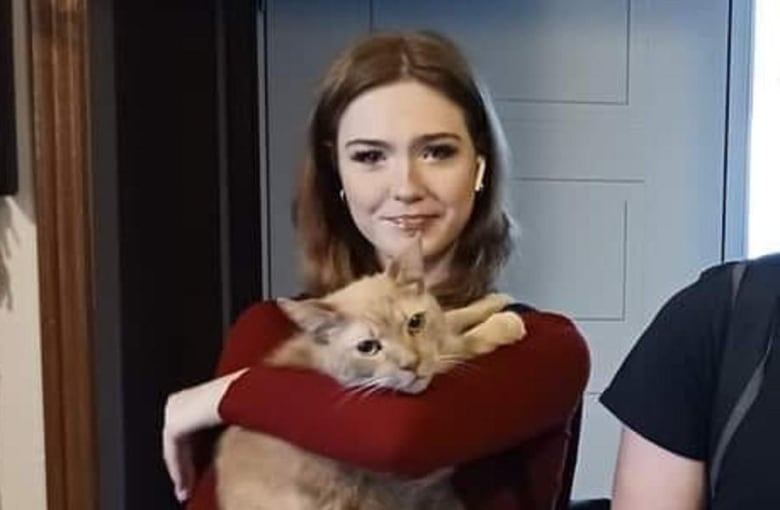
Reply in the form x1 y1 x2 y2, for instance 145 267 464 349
216 243 525 510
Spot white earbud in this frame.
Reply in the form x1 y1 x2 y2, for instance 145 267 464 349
474 156 486 192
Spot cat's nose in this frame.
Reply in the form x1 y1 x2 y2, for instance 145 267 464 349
400 353 420 371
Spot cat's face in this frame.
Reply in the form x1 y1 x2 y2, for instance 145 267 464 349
278 241 448 394
279 279 447 394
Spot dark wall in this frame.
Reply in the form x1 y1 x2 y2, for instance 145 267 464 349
91 1 261 508
222 0 263 318
114 2 223 507
1 0 17 195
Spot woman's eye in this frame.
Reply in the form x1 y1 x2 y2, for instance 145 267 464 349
350 149 385 165
421 144 457 161
356 339 382 355
407 312 426 334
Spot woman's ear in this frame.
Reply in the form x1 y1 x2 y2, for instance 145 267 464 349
474 155 486 192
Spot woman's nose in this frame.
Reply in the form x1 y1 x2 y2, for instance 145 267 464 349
391 158 424 203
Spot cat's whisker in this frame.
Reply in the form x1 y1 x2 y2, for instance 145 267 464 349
336 380 380 406
342 377 391 402
359 381 389 400
337 387 370 407
347 382 375 398
353 380 381 397
437 357 480 376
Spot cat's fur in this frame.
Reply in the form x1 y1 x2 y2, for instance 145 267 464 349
215 243 526 510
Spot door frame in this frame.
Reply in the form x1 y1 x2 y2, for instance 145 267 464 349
723 0 755 261
28 0 98 509
30 0 264 508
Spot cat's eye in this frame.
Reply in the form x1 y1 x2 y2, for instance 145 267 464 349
356 339 382 355
407 312 426 334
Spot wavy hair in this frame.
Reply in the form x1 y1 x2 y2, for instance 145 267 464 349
293 31 513 308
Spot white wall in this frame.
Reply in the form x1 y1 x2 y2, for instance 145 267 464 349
748 0 780 257
0 0 48 508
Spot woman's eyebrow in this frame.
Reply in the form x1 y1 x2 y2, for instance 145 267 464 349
344 139 392 149
415 132 462 144
411 133 462 151
344 133 461 148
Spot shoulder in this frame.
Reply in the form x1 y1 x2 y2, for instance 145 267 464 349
611 261 734 373
506 302 587 348
636 263 733 353
526 310 588 356
679 261 734 309
239 299 285 315
215 300 296 375
232 300 289 328
228 299 299 345
600 263 735 460
502 305 590 382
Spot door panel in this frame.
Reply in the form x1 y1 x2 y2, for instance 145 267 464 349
500 105 642 181
373 0 630 104
264 0 729 496
504 181 631 321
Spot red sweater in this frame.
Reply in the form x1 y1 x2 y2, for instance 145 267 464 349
187 301 589 510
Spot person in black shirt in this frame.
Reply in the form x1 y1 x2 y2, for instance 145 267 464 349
601 255 780 510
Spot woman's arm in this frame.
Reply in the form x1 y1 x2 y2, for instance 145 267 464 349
163 369 247 501
612 427 705 510
219 311 590 477
163 301 294 501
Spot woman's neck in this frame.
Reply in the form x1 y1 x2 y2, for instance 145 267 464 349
377 243 456 289
421 247 456 288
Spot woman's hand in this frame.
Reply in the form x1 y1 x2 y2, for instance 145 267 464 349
162 369 248 502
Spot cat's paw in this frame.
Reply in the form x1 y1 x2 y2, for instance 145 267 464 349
481 293 514 312
469 311 526 355
489 311 526 345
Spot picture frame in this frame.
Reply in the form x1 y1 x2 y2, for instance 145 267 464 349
1 0 18 196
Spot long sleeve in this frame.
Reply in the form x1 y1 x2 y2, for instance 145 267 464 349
185 302 297 510
213 301 298 376
218 307 590 479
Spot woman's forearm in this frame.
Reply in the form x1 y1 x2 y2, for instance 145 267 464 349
218 312 589 477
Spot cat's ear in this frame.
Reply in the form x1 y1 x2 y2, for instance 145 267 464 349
386 238 424 294
277 298 340 333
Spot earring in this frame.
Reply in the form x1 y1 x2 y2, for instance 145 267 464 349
474 156 486 192
339 189 346 202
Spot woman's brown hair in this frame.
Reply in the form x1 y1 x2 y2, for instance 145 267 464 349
294 31 512 308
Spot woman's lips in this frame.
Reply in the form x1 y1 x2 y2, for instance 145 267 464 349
384 215 437 231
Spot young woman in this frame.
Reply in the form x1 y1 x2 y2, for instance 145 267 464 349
163 31 590 510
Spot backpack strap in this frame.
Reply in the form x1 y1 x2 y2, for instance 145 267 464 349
729 262 747 307
708 254 780 500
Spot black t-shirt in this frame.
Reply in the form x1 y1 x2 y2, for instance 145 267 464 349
600 263 780 509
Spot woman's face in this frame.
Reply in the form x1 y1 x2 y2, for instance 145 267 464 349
336 80 482 270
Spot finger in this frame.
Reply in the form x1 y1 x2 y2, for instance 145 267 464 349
162 430 184 499
177 439 195 501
